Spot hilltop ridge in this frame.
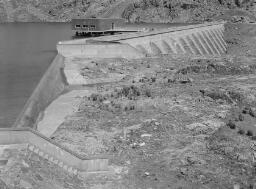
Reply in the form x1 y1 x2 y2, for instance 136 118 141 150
0 0 256 23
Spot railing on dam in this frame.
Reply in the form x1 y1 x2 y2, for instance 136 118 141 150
0 128 109 174
57 21 227 58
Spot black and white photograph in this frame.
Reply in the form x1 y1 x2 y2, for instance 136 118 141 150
0 0 256 188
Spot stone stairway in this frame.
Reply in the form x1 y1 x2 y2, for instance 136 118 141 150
27 144 78 175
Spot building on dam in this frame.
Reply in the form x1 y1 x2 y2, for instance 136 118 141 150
72 18 126 36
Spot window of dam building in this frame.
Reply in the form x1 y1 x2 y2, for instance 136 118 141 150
0 23 72 128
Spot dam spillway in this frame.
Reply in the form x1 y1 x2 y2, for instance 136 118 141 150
57 21 226 58
6 21 227 176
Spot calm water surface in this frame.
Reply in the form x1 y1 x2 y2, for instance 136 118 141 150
0 23 72 128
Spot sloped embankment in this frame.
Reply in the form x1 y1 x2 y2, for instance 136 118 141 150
14 54 67 129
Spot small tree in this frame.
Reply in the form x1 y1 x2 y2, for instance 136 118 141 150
227 120 236 129
246 130 253 137
238 114 244 121
238 129 245 135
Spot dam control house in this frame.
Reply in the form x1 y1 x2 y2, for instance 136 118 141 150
72 18 126 36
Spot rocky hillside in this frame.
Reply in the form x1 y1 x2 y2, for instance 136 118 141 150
0 0 255 22
2 22 256 188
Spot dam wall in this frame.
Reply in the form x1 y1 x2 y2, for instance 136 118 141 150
0 128 109 173
14 54 67 128
57 21 227 58
0 129 30 145
3 21 227 175
57 41 144 59
118 23 226 56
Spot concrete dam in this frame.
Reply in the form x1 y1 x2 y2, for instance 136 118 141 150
57 21 226 58
2 21 227 176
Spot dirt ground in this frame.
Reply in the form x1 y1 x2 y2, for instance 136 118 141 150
50 23 256 188
2 22 256 188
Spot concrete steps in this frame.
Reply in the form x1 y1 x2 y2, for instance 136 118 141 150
27 144 78 175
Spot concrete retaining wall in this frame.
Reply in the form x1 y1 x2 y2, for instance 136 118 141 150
57 41 144 59
0 128 109 173
14 54 67 128
0 129 29 145
57 21 226 58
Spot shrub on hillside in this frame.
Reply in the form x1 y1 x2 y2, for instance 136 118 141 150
246 130 253 136
242 106 250 114
249 108 256 117
227 120 236 129
238 114 244 121
144 88 152 97
238 129 245 135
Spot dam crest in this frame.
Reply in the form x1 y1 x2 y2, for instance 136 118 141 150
57 21 227 58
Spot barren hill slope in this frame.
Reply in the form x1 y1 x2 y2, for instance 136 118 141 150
0 0 255 23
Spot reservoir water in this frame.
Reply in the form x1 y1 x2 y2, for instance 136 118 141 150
0 23 72 128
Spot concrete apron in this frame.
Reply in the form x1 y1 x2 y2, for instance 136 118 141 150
37 89 96 138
